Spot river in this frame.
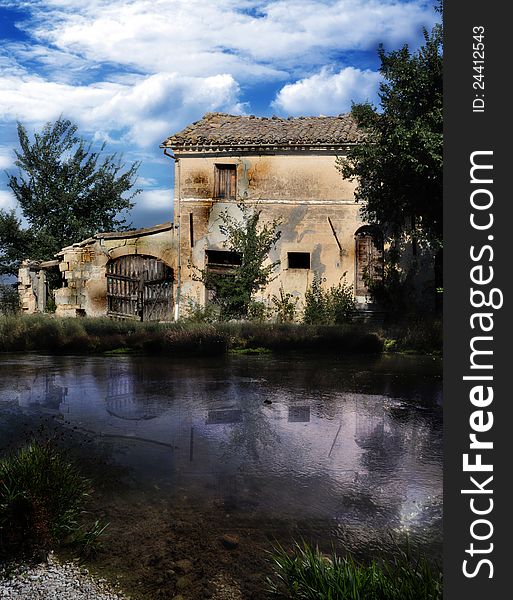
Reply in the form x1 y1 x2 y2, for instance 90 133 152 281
0 352 442 599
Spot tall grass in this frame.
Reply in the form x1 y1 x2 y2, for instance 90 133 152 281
268 541 442 600
0 442 102 557
0 315 384 355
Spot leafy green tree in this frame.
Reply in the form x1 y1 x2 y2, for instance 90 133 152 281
201 204 281 320
0 210 35 276
338 19 442 252
1 117 140 275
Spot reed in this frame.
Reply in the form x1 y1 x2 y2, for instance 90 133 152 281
268 541 442 600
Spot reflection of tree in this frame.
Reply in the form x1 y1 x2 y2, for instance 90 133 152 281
215 388 279 464
354 398 442 531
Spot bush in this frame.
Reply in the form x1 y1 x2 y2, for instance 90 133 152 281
268 541 442 600
182 298 221 324
0 442 97 557
303 275 356 325
271 287 298 323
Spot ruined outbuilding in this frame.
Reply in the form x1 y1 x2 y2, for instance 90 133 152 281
19 223 177 320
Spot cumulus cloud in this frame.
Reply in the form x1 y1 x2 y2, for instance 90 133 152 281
273 66 382 115
0 70 245 147
9 1 437 80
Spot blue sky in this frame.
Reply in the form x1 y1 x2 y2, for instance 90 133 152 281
0 0 438 230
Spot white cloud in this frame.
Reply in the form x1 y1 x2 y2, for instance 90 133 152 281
0 70 245 147
136 189 172 212
0 190 16 211
0 147 15 170
10 1 437 81
273 66 382 115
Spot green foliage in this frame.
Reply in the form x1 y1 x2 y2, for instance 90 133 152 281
303 274 356 325
0 283 20 315
200 204 281 320
338 19 442 250
182 298 221 323
1 117 140 274
0 210 35 276
268 541 442 600
271 286 298 323
0 315 386 355
0 442 95 556
247 300 269 322
365 260 416 316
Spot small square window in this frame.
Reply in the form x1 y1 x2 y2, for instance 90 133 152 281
214 164 236 199
288 252 310 269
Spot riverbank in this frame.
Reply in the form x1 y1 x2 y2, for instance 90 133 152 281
0 315 441 356
0 554 128 600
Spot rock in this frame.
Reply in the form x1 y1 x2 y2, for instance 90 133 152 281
176 575 192 590
220 534 240 549
175 559 193 574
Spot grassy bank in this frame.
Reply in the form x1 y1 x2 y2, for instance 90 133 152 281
268 541 442 600
0 314 441 356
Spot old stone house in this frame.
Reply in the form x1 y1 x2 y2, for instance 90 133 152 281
19 112 386 320
161 112 383 318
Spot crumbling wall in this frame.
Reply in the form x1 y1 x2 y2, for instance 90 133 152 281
18 262 49 313
18 223 178 319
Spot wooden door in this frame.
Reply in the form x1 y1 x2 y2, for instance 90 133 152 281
106 255 173 321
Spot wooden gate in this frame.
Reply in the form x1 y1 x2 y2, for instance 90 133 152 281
106 255 173 321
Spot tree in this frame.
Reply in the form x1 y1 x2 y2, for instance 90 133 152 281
1 117 140 275
338 18 442 252
200 204 281 320
0 210 35 276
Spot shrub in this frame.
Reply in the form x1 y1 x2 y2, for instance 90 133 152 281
0 283 20 315
303 274 356 325
268 541 442 600
271 286 298 323
0 442 97 557
181 298 221 323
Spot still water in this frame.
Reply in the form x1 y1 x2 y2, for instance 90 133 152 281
0 353 442 558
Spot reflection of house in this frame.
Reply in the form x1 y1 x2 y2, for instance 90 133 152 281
162 112 383 310
18 112 390 319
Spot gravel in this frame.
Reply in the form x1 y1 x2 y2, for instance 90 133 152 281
0 553 129 600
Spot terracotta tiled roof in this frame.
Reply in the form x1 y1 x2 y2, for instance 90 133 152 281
162 112 363 149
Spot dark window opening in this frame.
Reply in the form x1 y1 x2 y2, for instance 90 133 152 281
206 249 242 267
288 252 310 269
214 164 236 199
207 409 243 425
288 406 311 423
189 212 194 248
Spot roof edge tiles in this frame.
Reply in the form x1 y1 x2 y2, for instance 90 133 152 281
162 112 363 149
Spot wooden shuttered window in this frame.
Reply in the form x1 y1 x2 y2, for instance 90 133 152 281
355 229 383 296
214 164 236 199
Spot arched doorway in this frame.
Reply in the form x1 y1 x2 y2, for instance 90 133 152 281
106 255 174 321
355 226 383 298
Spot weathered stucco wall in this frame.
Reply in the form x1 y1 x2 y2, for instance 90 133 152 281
174 151 367 313
177 152 357 202
20 224 177 319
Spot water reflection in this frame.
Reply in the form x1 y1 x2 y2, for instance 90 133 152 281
0 353 442 551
